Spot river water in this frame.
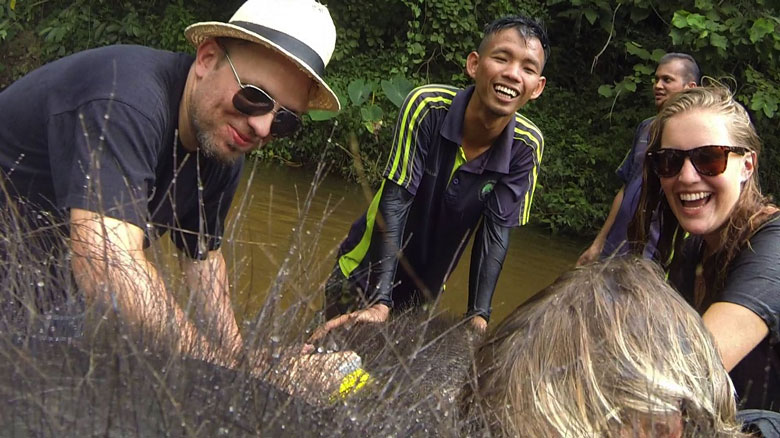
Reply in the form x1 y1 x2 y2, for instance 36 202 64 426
220 162 585 326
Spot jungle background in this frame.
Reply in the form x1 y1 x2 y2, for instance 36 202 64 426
1 0 778 237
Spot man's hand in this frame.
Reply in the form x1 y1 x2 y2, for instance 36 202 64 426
467 315 488 333
307 303 390 343
259 350 366 404
576 242 603 266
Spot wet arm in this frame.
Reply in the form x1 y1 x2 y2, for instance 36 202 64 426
577 186 624 266
467 215 511 324
365 181 414 307
703 219 780 372
69 208 235 365
307 183 413 342
702 302 769 371
181 249 243 356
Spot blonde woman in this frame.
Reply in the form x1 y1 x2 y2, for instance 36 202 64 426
631 86 779 410
462 257 746 437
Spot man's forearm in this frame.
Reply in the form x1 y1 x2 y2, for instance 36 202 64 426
182 250 242 354
69 209 235 365
467 217 511 321
578 186 627 265
593 186 625 247
366 181 414 306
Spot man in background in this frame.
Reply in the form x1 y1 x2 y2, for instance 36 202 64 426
577 53 699 265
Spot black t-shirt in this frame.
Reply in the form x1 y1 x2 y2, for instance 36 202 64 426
0 45 243 259
670 217 780 411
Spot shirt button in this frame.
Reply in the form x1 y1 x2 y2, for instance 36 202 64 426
452 178 459 185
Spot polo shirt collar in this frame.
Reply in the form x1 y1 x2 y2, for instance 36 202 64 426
440 85 516 175
440 86 471 144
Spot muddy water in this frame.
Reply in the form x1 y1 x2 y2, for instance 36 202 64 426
222 162 585 326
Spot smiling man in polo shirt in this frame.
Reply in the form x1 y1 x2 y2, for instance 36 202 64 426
312 15 548 338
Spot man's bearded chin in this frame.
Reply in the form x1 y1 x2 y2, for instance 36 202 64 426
192 116 240 166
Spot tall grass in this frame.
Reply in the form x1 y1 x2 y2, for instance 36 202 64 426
0 138 483 436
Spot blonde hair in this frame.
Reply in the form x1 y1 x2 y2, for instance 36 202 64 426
461 258 744 437
630 85 776 307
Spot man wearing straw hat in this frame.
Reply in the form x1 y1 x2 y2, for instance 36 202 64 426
0 0 344 373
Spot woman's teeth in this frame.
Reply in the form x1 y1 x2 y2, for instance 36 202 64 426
679 192 711 208
679 192 709 201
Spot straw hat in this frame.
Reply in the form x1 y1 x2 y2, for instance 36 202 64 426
185 0 340 112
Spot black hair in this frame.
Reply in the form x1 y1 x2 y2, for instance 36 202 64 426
479 16 550 68
658 52 701 85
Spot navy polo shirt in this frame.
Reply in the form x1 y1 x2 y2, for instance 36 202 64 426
338 84 543 306
602 117 655 258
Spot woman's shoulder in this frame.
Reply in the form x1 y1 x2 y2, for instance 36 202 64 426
722 208 780 329
747 208 780 243
728 210 780 271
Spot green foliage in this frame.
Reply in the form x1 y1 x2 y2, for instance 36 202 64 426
346 75 415 133
528 85 646 234
551 0 780 123
0 0 26 40
746 66 780 118
381 76 415 108
347 79 373 107
157 1 197 53
308 109 340 122
669 4 780 119
2 0 778 238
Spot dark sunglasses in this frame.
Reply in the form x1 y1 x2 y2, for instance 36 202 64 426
647 145 748 178
222 48 302 138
